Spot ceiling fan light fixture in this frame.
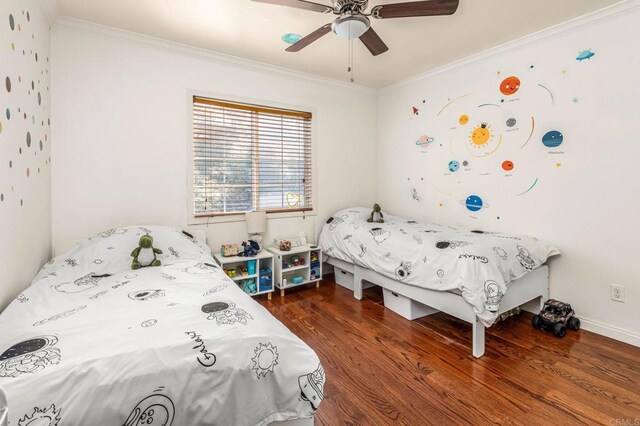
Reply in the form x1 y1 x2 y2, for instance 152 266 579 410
331 15 370 40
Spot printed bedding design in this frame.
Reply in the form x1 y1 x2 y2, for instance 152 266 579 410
0 226 324 426
319 208 559 326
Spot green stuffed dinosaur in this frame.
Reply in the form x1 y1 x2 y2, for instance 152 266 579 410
367 203 384 223
131 234 163 270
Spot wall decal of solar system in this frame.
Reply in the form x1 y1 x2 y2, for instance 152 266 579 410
0 1 51 209
407 52 594 220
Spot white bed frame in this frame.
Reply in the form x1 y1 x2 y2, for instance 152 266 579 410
52 231 315 426
327 256 549 358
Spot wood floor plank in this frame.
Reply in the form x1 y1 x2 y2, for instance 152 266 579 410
259 278 640 425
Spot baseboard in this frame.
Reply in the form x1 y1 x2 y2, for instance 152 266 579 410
578 316 640 348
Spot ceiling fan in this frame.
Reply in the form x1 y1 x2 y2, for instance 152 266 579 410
252 0 459 56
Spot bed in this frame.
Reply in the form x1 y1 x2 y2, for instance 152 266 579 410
318 207 559 357
0 226 323 426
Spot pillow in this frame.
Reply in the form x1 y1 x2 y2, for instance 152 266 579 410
35 226 211 281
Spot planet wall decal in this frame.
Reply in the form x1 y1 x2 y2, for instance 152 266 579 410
506 118 517 127
416 135 434 146
499 76 520 96
448 160 460 172
502 160 514 171
465 195 483 211
576 49 595 61
542 130 563 148
461 195 488 212
281 33 302 45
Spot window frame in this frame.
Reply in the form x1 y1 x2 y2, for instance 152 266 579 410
187 90 318 225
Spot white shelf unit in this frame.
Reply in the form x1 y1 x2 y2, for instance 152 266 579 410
213 251 274 300
267 245 323 297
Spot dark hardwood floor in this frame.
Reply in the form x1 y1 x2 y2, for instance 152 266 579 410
259 276 640 425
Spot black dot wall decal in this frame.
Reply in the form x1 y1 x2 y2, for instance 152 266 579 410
5 76 11 92
9 14 15 30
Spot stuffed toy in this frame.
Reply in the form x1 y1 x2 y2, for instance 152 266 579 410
367 203 384 223
238 240 260 257
279 240 292 251
131 234 163 269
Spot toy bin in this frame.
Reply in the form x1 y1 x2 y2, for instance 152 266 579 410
240 278 257 295
290 275 304 285
334 266 355 290
259 276 272 292
247 260 257 275
382 289 438 320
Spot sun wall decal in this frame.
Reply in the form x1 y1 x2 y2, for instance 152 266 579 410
469 122 493 148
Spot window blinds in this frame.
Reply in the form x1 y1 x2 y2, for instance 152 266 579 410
192 96 312 216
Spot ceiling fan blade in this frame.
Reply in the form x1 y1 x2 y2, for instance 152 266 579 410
371 0 459 19
359 27 389 56
286 23 332 52
251 0 333 14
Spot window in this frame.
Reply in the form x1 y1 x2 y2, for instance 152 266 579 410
191 96 313 217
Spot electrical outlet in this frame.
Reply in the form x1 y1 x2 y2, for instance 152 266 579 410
611 284 625 303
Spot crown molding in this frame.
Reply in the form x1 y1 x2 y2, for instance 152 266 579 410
379 0 640 94
52 16 377 95
49 1 639 95
37 0 59 25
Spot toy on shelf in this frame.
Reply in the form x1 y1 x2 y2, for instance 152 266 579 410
290 275 304 285
240 279 257 294
279 240 292 251
259 268 272 276
224 268 237 278
274 235 306 249
283 261 291 269
532 299 580 338
310 268 320 281
220 244 239 257
310 252 318 262
291 256 300 266
247 260 257 275
238 240 260 257
236 265 248 277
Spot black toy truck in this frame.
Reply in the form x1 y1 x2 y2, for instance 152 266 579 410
532 299 580 338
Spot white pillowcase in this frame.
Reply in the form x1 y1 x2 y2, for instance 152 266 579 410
35 226 211 282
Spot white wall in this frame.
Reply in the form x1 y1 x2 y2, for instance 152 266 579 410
50 22 377 252
0 0 52 310
376 6 640 344
50 4 640 345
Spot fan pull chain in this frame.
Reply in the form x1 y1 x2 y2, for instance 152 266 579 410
348 28 355 83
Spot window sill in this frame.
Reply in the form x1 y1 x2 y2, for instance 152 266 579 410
187 210 317 226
